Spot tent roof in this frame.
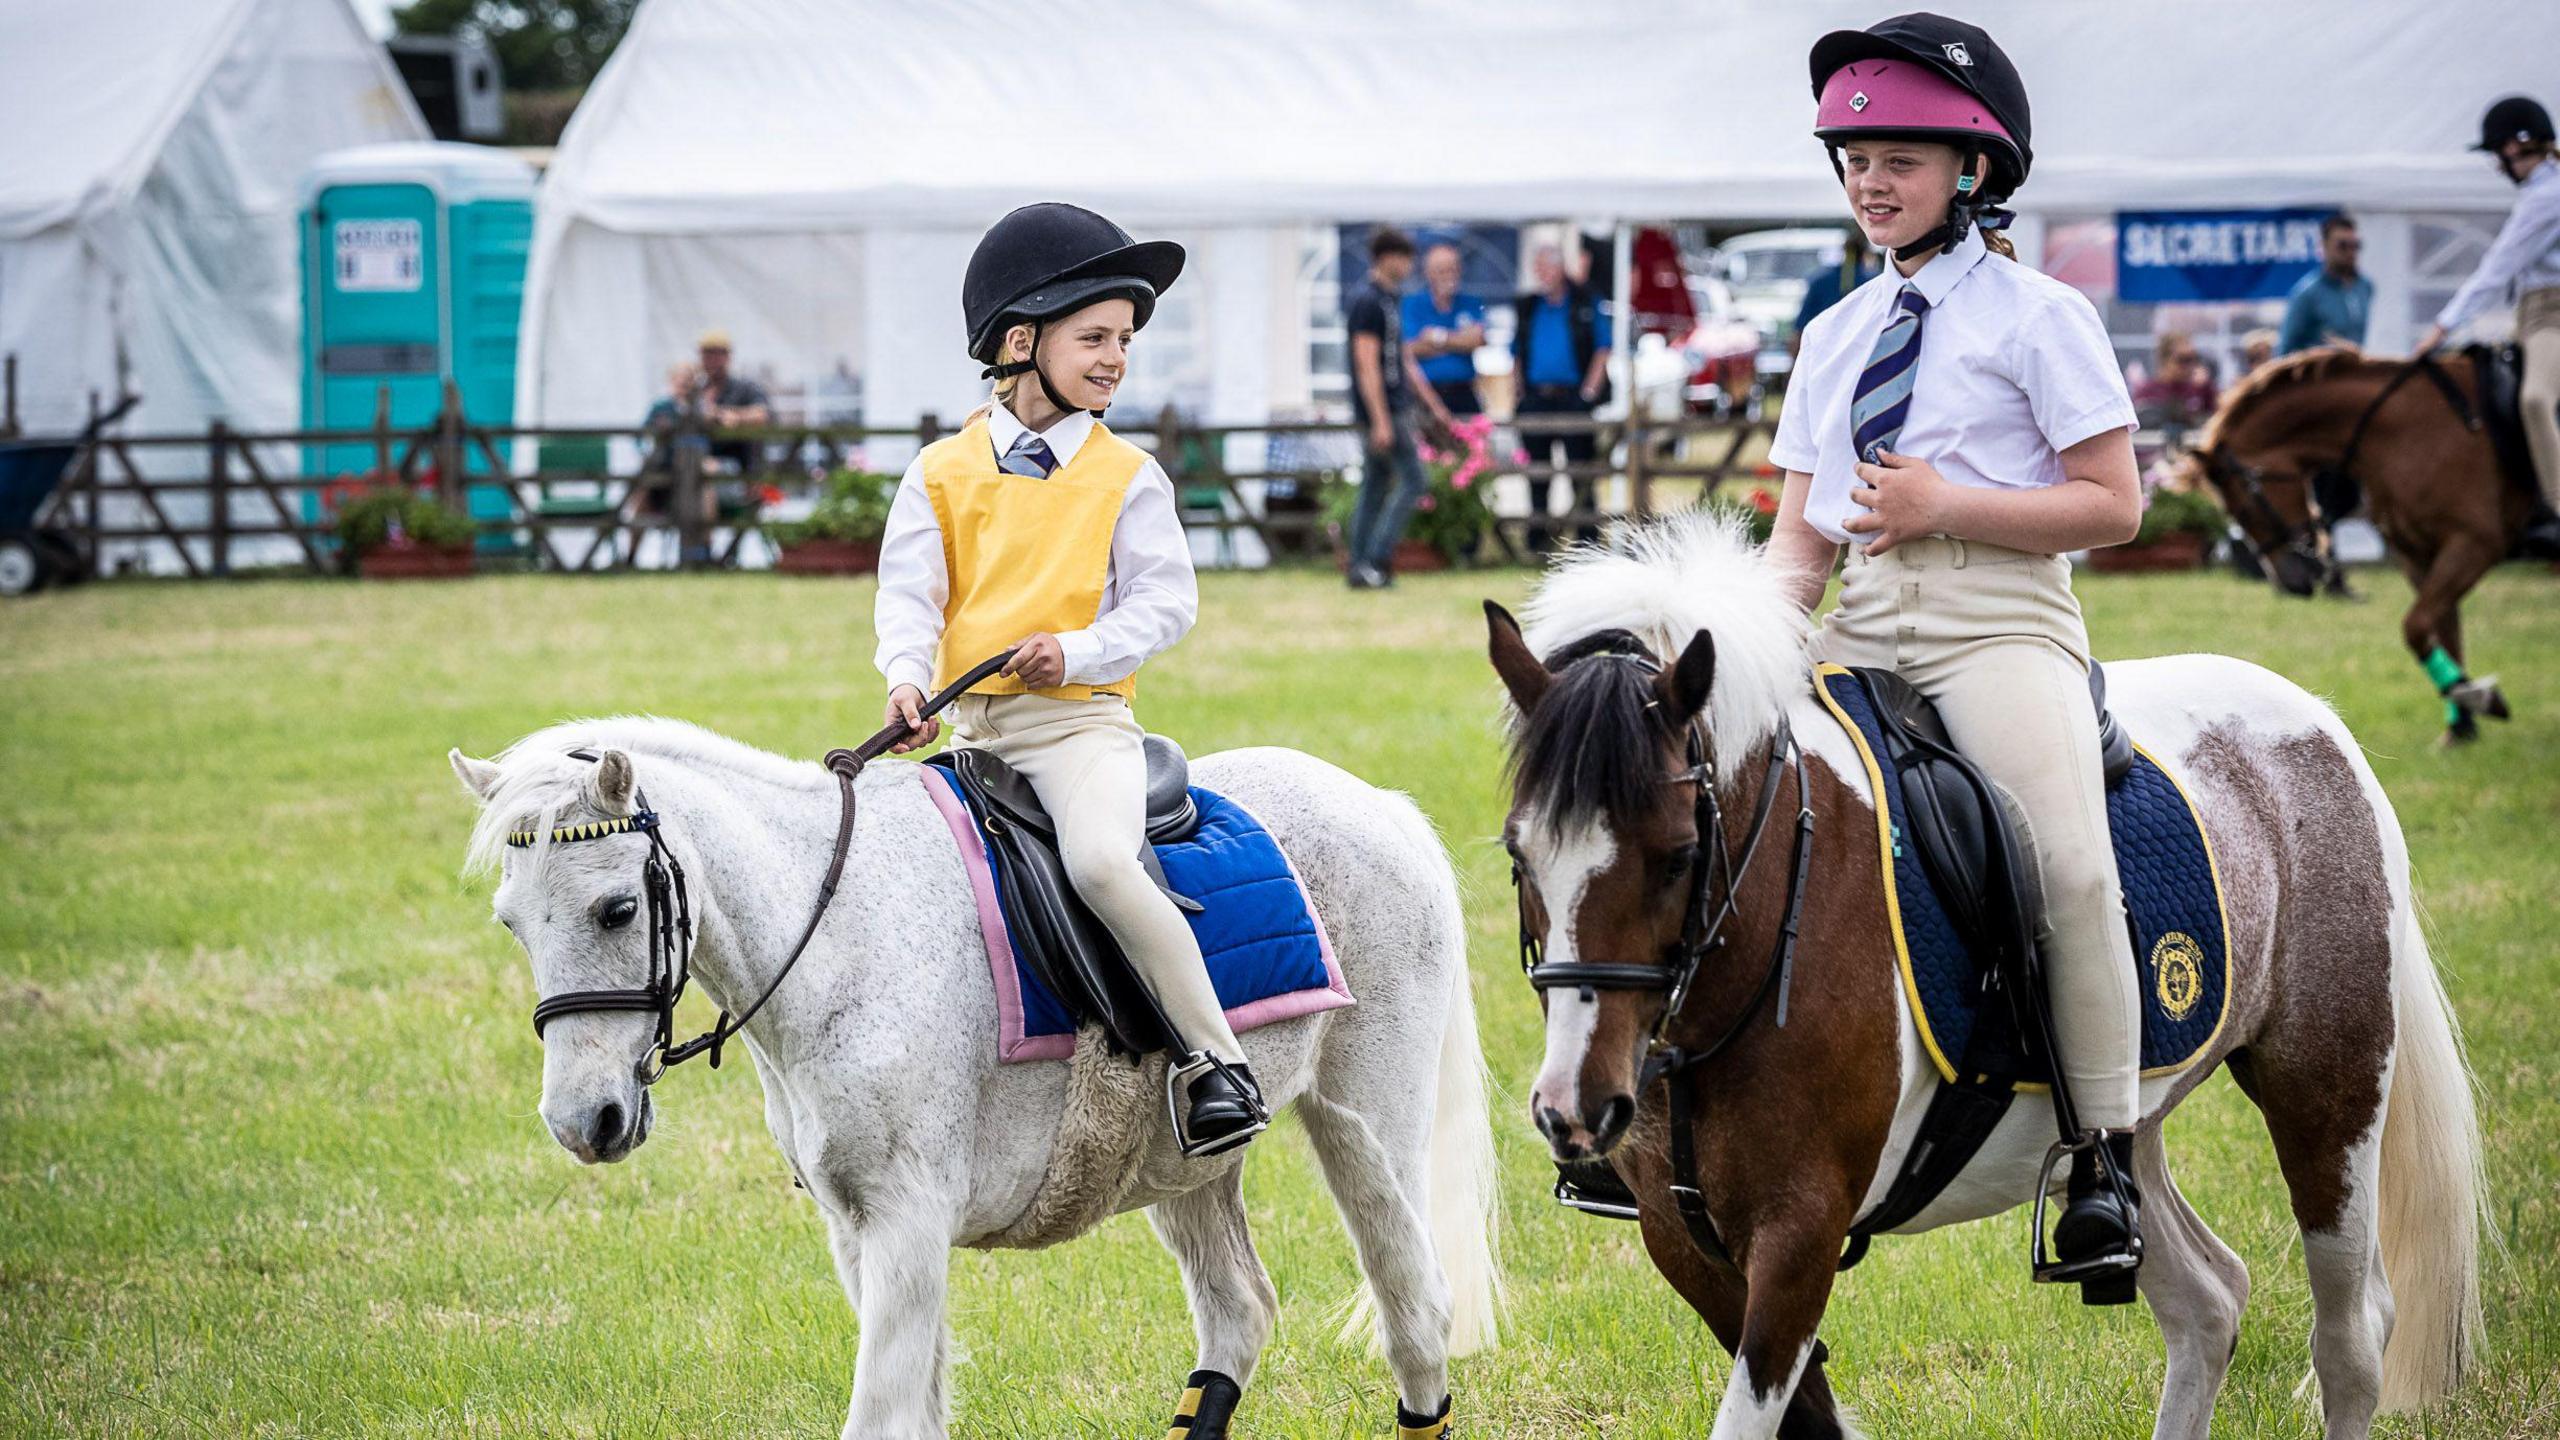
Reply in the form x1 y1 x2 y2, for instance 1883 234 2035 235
0 0 419 237
542 0 2556 236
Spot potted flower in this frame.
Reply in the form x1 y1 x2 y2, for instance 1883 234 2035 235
333 487 478 579
767 468 895 575
1701 483 1781 545
2090 482 2223 573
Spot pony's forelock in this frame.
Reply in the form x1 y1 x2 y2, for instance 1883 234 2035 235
1518 512 1808 766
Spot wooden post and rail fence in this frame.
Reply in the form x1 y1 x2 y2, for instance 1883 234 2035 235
5 381 1788 581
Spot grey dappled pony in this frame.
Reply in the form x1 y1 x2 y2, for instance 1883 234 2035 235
451 724 1499 1439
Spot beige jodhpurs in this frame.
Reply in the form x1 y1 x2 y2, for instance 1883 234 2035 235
2519 286 2560 513
950 691 1244 1064
1813 536 2141 1129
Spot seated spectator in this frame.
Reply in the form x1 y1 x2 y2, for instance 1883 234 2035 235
2240 328 2278 374
2131 331 2219 434
682 329 772 472
1404 242 1488 417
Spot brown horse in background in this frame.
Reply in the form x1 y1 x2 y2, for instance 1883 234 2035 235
2187 346 2535 742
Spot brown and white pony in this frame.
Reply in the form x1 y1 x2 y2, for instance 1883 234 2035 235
2187 345 2527 741
1487 517 2482 1440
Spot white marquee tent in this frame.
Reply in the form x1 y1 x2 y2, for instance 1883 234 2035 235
521 0 2557 440
0 0 425 438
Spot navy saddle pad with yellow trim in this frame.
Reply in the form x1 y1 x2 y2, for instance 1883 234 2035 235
1814 665 2230 1084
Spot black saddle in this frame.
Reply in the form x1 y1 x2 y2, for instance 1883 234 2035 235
927 735 1201 1057
1829 664 2128 1260
2468 342 2544 504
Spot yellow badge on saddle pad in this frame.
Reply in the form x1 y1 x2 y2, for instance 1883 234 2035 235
2152 931 2205 1021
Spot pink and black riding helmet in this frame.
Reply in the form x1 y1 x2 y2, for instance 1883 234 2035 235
1810 13 2032 252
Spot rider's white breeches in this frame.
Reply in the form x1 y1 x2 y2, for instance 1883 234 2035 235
1815 536 2142 1131
951 691 1246 1064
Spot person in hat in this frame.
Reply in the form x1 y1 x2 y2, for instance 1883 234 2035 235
870 203 1265 1157
2417 95 2560 553
1763 13 2149 1298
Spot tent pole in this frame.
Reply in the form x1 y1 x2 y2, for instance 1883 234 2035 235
1612 221 1635 519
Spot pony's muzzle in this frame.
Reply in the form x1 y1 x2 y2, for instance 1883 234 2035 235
548 1090 651 1164
1536 1091 1634 1160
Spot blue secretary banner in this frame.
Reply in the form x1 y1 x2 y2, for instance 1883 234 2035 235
2116 209 2333 303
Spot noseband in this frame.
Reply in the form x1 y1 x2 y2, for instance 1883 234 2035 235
509 650 1016 1084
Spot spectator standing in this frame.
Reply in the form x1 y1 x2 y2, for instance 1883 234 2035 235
2278 214 2374 355
2131 331 2219 434
1342 228 1441 588
1511 244 1613 552
1404 242 1488 417
2417 95 2560 552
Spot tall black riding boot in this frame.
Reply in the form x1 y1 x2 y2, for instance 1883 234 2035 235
2521 503 2560 560
2052 1129 2143 1304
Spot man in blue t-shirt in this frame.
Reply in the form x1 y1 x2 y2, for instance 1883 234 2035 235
2279 214 2374 356
1510 244 1612 551
1403 242 1487 417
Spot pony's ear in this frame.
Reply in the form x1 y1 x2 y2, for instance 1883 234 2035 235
586 750 637 816
449 748 502 802
1485 600 1550 713
1656 628 1716 720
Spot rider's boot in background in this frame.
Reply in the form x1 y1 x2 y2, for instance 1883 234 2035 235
2519 501 2560 559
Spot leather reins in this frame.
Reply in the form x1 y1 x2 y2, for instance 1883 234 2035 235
515 649 1017 1082
1513 641 1816 1260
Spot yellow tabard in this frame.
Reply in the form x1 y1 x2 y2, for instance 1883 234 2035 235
924 416 1144 700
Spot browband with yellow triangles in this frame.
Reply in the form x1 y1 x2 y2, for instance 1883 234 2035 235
505 811 661 849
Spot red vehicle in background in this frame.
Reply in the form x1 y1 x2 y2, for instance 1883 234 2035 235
1630 227 1762 418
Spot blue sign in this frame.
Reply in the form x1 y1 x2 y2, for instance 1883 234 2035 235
2115 208 2333 303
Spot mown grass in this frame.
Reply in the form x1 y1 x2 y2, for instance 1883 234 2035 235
2 562 2554 1438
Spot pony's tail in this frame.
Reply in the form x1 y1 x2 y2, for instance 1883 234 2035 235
1426 919 1504 1355
2374 893 2487 1410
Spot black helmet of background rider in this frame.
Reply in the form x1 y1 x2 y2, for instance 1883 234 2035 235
961 203 1187 418
1808 13 2032 263
2474 95 2556 184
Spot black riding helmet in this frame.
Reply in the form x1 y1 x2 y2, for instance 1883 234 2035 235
2474 95 2555 153
962 203 1186 416
1808 13 2032 259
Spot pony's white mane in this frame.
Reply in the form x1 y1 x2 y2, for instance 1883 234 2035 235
1519 512 1809 761
460 715 824 876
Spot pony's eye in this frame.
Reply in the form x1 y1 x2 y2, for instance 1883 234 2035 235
599 896 641 930
1667 844 1701 874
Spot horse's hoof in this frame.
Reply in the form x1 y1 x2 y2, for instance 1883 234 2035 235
2440 721 2481 747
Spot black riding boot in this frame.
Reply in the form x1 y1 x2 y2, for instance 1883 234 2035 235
1181 1060 1266 1157
2521 503 2560 560
2052 1129 2143 1303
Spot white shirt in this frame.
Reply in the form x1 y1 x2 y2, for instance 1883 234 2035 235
1772 229 2137 545
871 404 1199 696
2435 160 2560 334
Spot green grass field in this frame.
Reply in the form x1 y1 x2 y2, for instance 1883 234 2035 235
4 564 2556 1438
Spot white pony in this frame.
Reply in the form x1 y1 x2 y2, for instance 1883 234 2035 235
450 723 1499 1440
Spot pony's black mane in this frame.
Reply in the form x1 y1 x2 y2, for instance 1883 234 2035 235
1509 632 1673 840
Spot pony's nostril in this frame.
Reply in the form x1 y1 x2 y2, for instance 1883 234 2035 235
1592 1094 1635 1147
591 1102 626 1153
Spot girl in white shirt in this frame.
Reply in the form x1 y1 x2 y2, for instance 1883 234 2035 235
1767 15 2149 1298
873 203 1265 1157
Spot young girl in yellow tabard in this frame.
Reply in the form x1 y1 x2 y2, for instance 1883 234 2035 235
872 203 1265 1156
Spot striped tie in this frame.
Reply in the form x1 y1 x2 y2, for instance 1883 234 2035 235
1850 285 1929 465
998 433 1056 477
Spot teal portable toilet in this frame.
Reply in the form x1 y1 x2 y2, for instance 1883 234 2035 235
300 142 535 539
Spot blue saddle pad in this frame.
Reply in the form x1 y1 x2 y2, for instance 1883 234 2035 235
1813 665 2230 1086
922 771 1352 1063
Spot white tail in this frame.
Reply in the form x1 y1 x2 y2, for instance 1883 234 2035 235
1426 940 1505 1355
2374 898 2486 1411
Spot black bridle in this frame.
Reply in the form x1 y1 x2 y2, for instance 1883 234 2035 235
510 650 1016 1084
1511 638 1816 1260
